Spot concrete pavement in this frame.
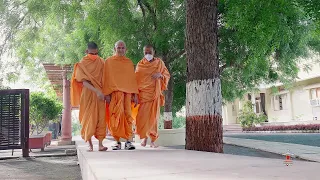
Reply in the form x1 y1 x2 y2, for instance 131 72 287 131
223 137 320 162
76 137 320 180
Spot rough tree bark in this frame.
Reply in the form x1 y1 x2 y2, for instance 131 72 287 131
163 55 173 129
185 0 223 152
164 78 173 129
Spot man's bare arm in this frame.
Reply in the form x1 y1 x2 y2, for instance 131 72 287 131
83 81 104 100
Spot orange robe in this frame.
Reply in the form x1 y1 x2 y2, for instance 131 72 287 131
70 55 106 142
133 58 170 142
102 55 139 141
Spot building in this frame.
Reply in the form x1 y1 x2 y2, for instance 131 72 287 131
222 54 320 126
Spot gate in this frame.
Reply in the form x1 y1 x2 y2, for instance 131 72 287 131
0 89 29 157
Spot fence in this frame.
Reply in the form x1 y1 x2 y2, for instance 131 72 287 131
0 89 29 157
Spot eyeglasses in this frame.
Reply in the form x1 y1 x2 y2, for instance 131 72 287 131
116 47 126 50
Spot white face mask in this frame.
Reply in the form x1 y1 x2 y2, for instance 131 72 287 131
144 54 153 61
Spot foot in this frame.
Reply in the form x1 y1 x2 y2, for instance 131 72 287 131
112 142 121 150
87 145 93 152
140 138 147 147
87 139 93 152
150 142 159 148
125 141 136 150
98 146 108 151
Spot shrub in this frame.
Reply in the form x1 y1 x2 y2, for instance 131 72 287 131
243 124 320 131
173 116 186 129
72 120 81 136
238 101 267 128
158 115 186 129
30 92 63 135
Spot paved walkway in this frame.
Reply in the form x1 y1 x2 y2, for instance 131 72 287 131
0 156 81 180
76 138 320 180
0 140 81 180
0 140 76 160
223 137 320 162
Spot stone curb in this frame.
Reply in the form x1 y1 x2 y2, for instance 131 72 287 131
0 150 77 160
223 138 320 163
243 130 320 133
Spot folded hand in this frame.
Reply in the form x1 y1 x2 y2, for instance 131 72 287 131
152 72 163 79
105 95 111 104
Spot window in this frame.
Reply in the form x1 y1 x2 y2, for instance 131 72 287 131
232 103 237 116
310 88 320 99
273 94 287 111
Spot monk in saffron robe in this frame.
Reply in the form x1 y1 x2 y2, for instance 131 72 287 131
133 45 170 148
103 40 139 150
70 42 107 152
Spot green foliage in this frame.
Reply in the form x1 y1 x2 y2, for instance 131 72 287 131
0 78 10 89
30 92 63 135
238 101 267 128
72 119 81 136
1 0 320 113
172 116 186 129
171 56 186 115
0 0 186 114
219 0 320 102
158 115 185 129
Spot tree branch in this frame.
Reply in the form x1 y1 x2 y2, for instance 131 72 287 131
20 0 29 5
137 0 151 43
0 12 29 56
137 0 146 18
9 0 29 12
219 61 243 73
168 49 186 63
141 0 157 31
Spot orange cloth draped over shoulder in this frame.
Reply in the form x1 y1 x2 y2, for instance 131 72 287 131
102 55 138 142
132 58 170 142
70 55 106 142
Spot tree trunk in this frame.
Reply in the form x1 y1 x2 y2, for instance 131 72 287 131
164 78 173 129
162 55 173 129
185 0 223 153
260 93 268 121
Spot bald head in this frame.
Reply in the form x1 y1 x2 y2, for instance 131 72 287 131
114 40 127 56
115 40 126 48
143 44 155 56
143 44 154 51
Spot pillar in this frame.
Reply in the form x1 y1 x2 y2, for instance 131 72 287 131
238 99 243 111
251 92 256 113
61 71 72 142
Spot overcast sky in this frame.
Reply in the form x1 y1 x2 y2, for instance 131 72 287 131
1 51 41 91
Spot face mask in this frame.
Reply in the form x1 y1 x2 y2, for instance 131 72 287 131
88 54 98 60
145 54 153 61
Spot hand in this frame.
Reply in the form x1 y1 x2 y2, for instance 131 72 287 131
133 94 139 107
105 95 111 104
152 72 163 79
96 91 105 101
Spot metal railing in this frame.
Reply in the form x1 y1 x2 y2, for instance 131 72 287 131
0 89 29 157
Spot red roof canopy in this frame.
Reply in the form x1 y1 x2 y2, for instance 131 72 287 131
42 63 72 99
